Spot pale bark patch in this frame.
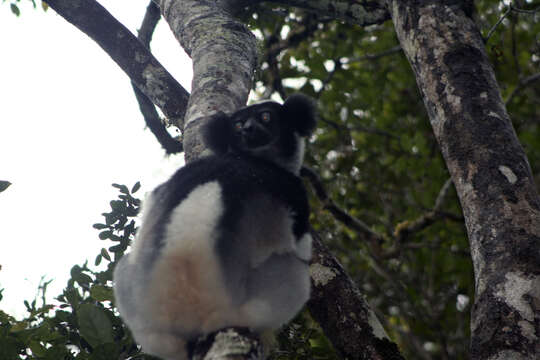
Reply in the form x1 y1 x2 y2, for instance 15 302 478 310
142 64 169 108
367 309 389 340
495 272 535 322
310 263 337 286
498 165 518 184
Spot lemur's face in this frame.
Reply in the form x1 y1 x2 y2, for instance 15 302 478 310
230 102 282 152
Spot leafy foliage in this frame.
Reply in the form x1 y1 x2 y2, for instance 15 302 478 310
0 183 162 360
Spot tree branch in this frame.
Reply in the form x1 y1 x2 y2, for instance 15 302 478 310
343 45 402 64
263 13 320 98
308 233 405 360
393 178 455 243
505 72 540 105
132 1 183 154
269 0 390 26
301 166 384 243
484 5 512 43
44 0 189 123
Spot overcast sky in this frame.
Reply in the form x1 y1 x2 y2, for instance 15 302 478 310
0 0 192 317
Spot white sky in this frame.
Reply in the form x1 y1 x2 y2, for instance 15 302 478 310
0 0 192 317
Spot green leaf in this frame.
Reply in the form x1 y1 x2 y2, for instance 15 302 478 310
99 230 112 240
100 248 111 261
29 340 47 356
10 3 20 17
90 285 113 302
112 183 129 194
110 200 125 211
94 254 102 266
92 223 108 230
108 244 124 253
73 272 93 287
0 180 11 193
131 181 141 193
78 304 114 347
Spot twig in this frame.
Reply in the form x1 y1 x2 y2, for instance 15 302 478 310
392 178 456 244
484 6 512 43
510 5 540 14
484 4 540 44
342 45 402 64
300 166 384 242
263 14 320 97
505 73 540 105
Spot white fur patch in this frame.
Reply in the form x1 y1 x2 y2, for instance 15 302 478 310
164 181 224 253
295 233 312 261
130 191 158 263
287 136 305 174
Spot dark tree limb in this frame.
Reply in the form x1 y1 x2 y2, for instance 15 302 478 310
308 232 405 360
137 1 161 46
343 45 402 64
505 73 540 105
44 0 189 124
393 178 454 243
263 14 320 98
131 86 183 154
132 1 183 154
301 166 384 242
269 0 390 26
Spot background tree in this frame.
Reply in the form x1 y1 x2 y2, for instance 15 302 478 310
1 0 539 359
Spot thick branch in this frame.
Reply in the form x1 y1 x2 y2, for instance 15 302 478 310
390 2 540 359
45 0 189 123
308 233 404 360
270 0 390 25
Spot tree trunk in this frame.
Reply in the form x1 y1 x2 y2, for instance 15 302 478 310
159 0 258 162
389 2 540 359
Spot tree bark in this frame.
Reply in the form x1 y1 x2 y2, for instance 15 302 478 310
309 233 404 360
389 2 540 359
158 0 258 162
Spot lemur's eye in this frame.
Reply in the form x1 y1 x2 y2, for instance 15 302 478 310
261 112 271 123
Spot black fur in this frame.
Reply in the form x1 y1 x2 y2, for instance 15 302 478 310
149 152 310 259
203 94 316 158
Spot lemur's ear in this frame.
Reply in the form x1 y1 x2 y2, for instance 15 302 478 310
282 94 317 137
203 112 231 155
